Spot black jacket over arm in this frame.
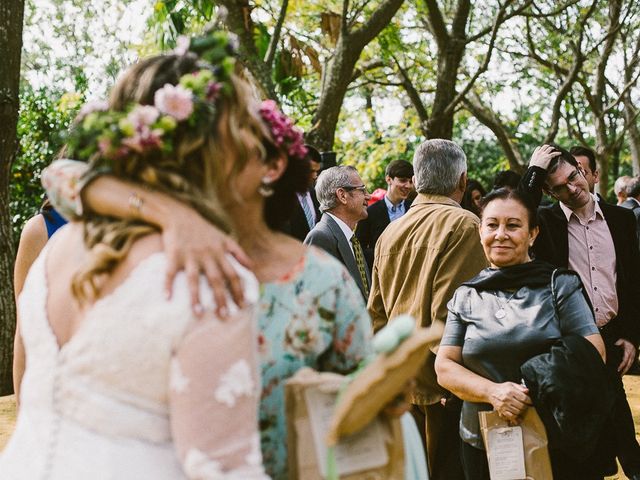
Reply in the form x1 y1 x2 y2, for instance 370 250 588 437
519 167 640 346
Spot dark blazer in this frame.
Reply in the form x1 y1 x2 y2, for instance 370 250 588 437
355 197 412 268
303 213 370 299
285 189 321 241
520 167 640 346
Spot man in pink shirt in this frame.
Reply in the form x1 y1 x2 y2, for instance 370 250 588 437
520 144 640 479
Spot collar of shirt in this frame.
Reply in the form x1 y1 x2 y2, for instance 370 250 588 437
412 193 461 208
384 194 405 220
296 191 311 203
559 193 604 223
326 212 356 248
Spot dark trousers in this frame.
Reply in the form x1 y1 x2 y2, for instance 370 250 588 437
411 396 465 480
600 325 640 475
460 440 490 480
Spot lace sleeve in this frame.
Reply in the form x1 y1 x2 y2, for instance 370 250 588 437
41 159 105 219
169 305 269 480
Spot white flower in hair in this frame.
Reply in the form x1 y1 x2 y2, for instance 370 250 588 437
155 83 194 121
127 105 160 128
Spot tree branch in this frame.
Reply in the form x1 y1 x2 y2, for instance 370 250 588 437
349 0 405 50
544 49 584 143
443 0 512 117
452 0 471 38
264 0 289 68
423 0 449 49
350 59 385 82
466 0 533 44
393 55 429 125
463 94 524 171
603 68 640 114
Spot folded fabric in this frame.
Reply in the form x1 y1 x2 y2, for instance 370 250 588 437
520 334 613 462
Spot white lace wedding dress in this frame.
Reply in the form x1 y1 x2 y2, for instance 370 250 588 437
0 245 269 480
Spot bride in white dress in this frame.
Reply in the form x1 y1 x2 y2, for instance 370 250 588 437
1 32 269 480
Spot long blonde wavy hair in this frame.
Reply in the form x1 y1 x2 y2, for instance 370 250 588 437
72 53 269 303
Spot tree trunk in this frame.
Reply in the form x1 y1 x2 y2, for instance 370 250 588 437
624 96 640 176
0 0 25 395
305 0 404 150
305 39 361 150
425 38 466 139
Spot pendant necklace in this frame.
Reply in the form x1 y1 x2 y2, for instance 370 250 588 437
495 290 519 319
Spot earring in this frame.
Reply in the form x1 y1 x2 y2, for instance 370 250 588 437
258 176 274 197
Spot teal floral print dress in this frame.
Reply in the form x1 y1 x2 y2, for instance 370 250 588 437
257 246 372 479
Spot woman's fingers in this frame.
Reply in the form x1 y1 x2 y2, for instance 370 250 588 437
185 258 205 317
225 238 253 270
217 247 246 309
202 257 232 318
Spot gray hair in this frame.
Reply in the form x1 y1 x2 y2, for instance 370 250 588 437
627 177 640 198
614 175 633 196
315 165 358 212
412 139 467 195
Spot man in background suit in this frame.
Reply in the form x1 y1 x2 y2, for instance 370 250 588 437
356 159 414 267
304 165 371 300
286 145 322 241
520 144 640 478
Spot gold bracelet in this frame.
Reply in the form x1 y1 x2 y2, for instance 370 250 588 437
128 192 144 217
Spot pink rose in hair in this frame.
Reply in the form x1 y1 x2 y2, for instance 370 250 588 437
259 99 307 160
154 84 194 121
122 126 164 153
127 105 160 128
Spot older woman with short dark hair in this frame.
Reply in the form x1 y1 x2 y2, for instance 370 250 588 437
435 187 607 479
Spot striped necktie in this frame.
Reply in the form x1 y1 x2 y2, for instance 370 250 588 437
299 194 316 229
350 234 369 298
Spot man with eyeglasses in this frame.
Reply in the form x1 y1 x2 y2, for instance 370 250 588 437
304 165 372 300
520 144 640 479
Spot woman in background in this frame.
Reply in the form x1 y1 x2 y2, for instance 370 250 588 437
460 179 486 217
13 198 68 400
436 187 606 479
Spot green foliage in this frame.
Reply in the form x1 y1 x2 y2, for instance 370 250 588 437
337 108 423 189
10 87 81 246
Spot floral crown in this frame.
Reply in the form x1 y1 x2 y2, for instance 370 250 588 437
258 100 308 161
65 29 238 163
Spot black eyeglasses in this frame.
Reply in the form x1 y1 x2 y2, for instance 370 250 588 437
549 169 582 196
341 184 367 193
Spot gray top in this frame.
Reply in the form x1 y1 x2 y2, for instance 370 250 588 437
441 271 599 449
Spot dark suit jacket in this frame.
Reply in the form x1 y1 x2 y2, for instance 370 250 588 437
355 197 412 268
285 189 321 241
303 213 371 299
621 198 640 249
520 167 640 346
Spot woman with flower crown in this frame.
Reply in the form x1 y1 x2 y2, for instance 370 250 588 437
32 35 379 480
2 34 270 479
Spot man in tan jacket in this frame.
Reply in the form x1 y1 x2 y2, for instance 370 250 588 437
368 139 488 480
